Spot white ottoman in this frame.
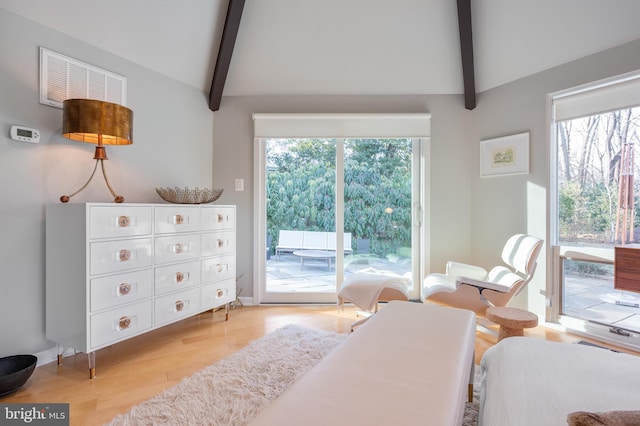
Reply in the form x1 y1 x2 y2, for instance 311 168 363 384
250 301 477 426
337 272 411 330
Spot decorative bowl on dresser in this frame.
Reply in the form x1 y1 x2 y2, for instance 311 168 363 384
155 187 224 204
45 203 236 378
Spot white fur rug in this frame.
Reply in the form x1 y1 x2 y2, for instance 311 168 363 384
107 324 480 425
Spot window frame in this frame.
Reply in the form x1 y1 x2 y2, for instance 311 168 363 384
548 70 640 351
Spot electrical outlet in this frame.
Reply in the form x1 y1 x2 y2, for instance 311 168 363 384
235 179 244 191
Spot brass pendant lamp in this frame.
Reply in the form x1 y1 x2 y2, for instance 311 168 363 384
60 99 133 203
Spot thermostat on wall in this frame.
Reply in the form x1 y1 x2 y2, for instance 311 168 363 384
10 125 40 143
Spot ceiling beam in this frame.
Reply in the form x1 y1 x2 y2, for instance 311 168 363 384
457 0 476 110
209 0 245 112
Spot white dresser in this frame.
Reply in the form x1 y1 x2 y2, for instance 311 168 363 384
45 203 236 378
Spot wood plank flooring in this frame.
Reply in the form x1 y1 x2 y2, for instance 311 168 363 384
0 304 614 425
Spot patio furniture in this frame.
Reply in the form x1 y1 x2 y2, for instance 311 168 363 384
275 230 353 257
275 230 304 256
293 250 336 270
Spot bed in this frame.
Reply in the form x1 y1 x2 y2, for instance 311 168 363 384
479 337 640 426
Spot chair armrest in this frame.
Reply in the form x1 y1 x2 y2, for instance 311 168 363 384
456 276 511 293
446 261 487 280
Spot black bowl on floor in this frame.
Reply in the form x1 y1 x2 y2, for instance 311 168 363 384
0 355 37 396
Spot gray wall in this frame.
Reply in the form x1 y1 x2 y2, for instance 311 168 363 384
0 10 214 358
472 39 640 315
213 39 640 316
212 95 475 300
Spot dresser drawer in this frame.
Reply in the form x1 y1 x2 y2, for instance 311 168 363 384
90 238 153 275
89 206 152 239
201 278 235 310
201 207 235 231
154 287 200 326
154 234 201 265
90 300 153 348
202 254 236 284
90 269 153 312
201 230 235 257
155 261 200 295
154 206 200 234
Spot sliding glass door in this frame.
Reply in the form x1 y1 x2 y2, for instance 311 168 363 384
264 138 338 302
256 137 423 304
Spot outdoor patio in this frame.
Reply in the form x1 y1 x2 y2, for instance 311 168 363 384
564 273 640 333
266 251 412 293
266 253 640 334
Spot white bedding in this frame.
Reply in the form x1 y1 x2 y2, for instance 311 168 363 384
479 337 640 426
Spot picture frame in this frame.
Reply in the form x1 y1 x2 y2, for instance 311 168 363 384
480 132 529 177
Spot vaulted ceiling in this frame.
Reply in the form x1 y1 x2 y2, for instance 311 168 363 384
4 0 640 109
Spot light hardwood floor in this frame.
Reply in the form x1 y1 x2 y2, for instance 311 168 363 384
0 304 615 425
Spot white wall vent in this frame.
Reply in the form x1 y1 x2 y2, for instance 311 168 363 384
39 47 127 108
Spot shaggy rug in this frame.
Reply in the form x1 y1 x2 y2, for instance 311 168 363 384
107 324 480 425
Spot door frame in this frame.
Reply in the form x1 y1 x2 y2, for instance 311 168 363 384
252 137 430 304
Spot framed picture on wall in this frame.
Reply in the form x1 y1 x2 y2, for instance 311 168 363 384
480 132 529 177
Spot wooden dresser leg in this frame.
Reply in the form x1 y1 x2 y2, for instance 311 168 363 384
56 343 64 365
88 352 96 379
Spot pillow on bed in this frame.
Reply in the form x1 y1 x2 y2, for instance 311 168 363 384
567 410 640 426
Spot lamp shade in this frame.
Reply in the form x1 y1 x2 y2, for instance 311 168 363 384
63 99 133 145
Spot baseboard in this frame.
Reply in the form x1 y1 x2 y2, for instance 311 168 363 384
33 346 76 367
238 296 254 306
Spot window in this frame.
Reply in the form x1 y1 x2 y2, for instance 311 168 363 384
550 71 640 349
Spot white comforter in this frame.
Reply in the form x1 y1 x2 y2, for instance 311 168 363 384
479 337 640 426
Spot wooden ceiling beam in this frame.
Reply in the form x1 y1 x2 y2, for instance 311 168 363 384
457 0 476 110
208 0 245 112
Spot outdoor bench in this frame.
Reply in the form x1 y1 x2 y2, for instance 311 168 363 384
275 230 352 256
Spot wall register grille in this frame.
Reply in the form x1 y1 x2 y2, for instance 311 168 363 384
39 47 127 108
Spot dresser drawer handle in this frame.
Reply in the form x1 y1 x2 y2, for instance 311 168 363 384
119 249 131 262
119 316 132 330
118 283 132 296
118 215 131 227
217 214 225 223
215 264 228 273
216 289 226 298
175 272 185 282
175 300 184 312
174 214 184 225
171 243 190 254
217 239 227 248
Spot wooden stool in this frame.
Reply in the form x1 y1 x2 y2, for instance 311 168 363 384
486 306 538 341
